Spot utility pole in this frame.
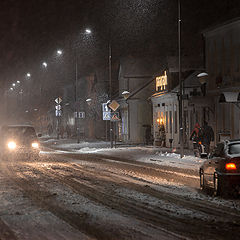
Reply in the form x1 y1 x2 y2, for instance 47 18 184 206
109 42 113 148
75 52 80 143
178 0 184 158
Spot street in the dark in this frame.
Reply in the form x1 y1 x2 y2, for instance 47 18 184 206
1 1 240 239
0 141 239 240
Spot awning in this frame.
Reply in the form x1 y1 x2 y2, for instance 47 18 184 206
219 92 240 103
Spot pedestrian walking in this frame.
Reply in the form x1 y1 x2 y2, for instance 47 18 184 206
190 123 201 157
201 121 214 154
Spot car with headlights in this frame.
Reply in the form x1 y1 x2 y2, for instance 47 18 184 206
199 139 240 196
0 125 41 160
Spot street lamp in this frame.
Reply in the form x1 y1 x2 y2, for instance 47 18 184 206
122 90 130 100
85 28 92 34
42 62 47 68
57 49 63 56
10 87 13 91
17 80 20 84
197 72 208 85
86 98 92 105
26 73 31 78
12 83 16 87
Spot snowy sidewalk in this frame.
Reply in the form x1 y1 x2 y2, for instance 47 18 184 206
41 138 205 171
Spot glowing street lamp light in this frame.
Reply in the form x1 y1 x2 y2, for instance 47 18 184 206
57 49 63 56
26 73 31 78
197 72 208 85
17 80 20 84
86 98 92 105
42 62 47 68
85 28 92 34
10 87 13 91
12 83 16 87
122 90 130 100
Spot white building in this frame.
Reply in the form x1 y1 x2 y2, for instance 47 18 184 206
118 57 166 143
151 70 209 149
203 18 240 141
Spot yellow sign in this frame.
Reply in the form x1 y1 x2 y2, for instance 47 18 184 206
109 100 120 111
156 71 167 92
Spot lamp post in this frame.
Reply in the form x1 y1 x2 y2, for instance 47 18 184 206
109 42 113 148
178 0 184 158
197 72 208 96
197 72 208 123
74 28 92 143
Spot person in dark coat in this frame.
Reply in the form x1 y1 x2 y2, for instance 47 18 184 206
190 123 201 156
201 121 214 154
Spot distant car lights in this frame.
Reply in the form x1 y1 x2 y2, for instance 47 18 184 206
8 141 17 150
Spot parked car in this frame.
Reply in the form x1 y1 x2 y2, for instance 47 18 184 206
0 125 41 160
199 139 240 196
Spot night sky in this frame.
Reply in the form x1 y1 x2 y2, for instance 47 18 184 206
0 0 240 88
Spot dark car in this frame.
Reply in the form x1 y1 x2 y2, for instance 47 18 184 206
199 139 240 196
0 125 41 160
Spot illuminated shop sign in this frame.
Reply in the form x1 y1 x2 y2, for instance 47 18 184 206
156 71 167 92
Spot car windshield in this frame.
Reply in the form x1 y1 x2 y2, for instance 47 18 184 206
228 143 240 155
2 126 36 139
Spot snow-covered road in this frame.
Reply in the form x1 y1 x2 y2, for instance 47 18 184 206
0 144 240 240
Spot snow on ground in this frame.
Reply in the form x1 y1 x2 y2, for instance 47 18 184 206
43 139 204 171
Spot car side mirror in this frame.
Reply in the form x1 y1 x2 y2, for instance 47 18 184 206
38 133 42 138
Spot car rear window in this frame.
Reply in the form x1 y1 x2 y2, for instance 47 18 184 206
228 143 240 155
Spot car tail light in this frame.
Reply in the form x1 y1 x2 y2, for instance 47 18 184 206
225 163 237 170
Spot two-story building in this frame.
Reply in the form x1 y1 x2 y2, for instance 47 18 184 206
203 18 240 141
118 57 167 144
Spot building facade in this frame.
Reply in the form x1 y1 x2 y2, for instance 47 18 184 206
203 18 240 141
118 57 166 144
151 70 209 149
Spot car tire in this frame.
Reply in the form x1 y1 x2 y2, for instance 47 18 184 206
200 169 205 190
213 172 222 196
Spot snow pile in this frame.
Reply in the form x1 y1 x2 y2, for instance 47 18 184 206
140 151 205 170
78 147 111 153
44 139 205 171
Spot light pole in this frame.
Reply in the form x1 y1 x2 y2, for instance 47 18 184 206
109 42 113 148
74 28 92 143
178 0 184 158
